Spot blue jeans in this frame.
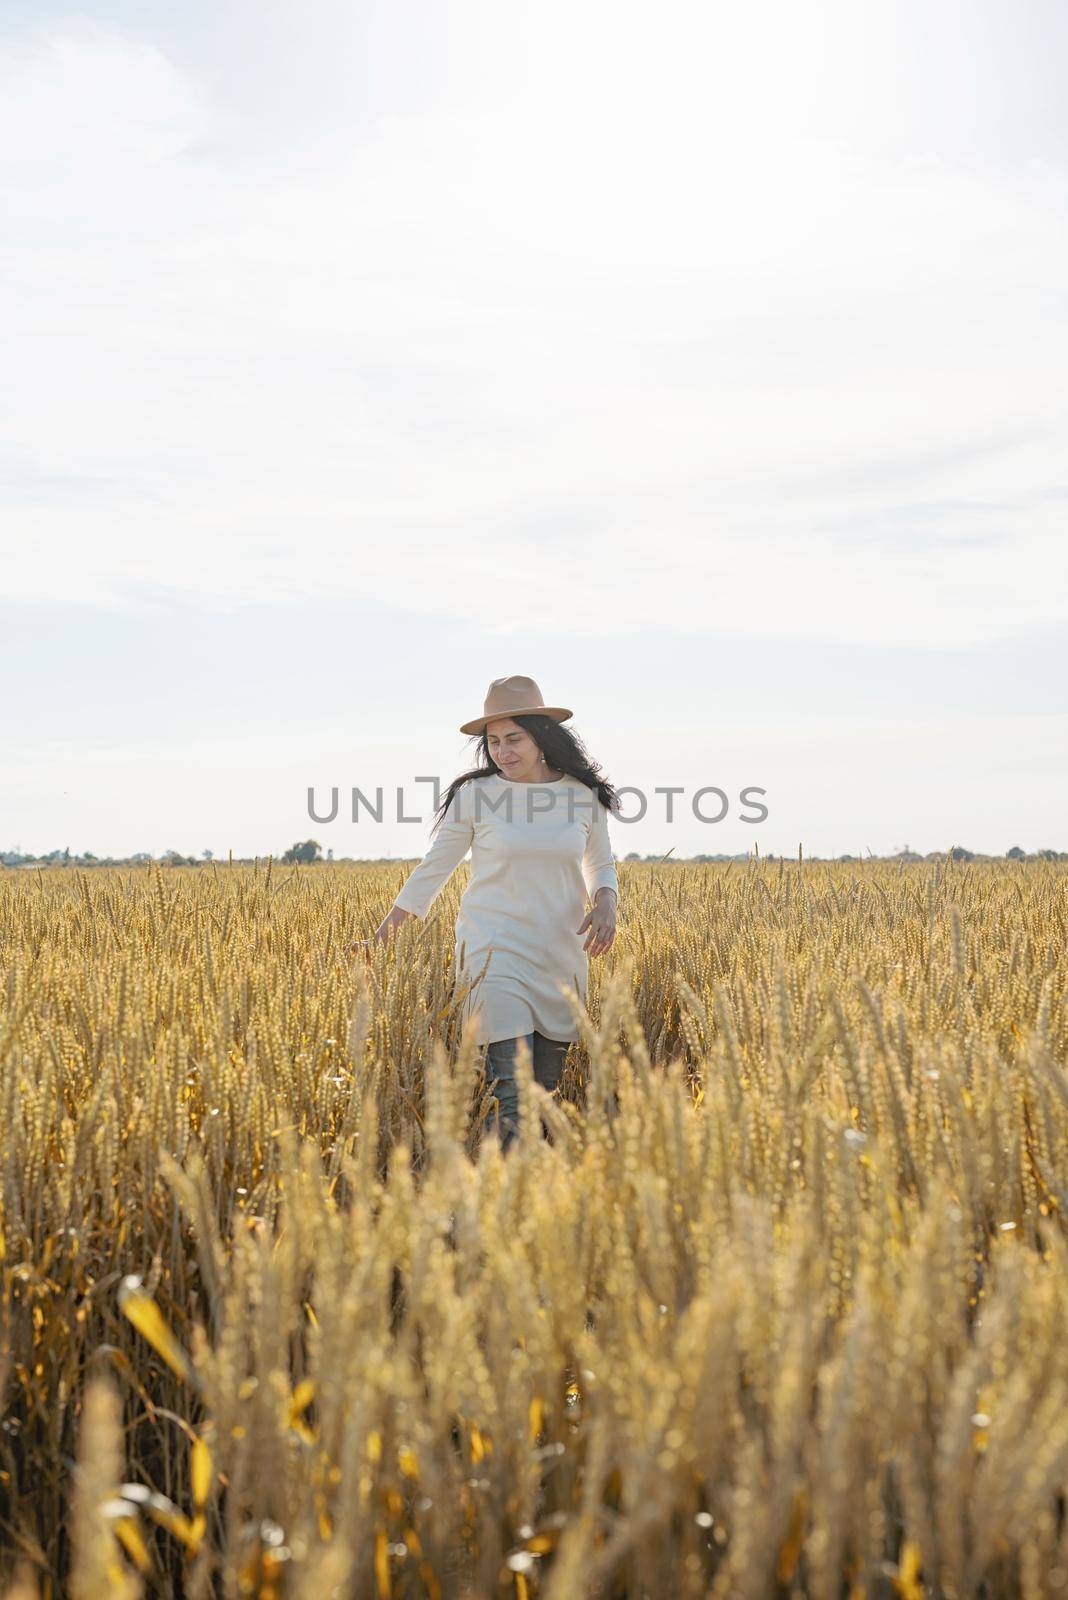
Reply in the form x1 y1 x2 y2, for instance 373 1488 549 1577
483 1031 571 1150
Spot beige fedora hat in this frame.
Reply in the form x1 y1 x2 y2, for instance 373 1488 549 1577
459 674 573 736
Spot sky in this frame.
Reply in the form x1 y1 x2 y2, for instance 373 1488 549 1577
2 0 1066 861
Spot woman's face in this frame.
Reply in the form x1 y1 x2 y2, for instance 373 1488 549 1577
485 718 546 781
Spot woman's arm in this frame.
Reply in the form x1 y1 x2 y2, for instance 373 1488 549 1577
384 793 476 924
351 793 473 953
578 799 619 958
581 796 619 909
353 797 475 957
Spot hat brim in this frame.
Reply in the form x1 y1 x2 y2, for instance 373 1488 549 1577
459 705 573 736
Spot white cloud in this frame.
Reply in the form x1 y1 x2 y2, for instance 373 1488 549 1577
1 8 1067 649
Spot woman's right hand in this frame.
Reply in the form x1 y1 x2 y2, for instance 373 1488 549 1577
349 929 389 963
348 905 414 962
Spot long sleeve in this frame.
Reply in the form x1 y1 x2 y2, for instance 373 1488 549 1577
581 797 619 907
391 798 475 920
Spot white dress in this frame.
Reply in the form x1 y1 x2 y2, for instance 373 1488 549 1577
390 773 620 1045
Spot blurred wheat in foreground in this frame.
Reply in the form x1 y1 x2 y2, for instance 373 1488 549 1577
1 857 1067 1599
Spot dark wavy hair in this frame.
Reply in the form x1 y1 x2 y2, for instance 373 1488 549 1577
431 714 620 836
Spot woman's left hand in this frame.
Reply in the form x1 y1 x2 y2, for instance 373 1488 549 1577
577 894 617 958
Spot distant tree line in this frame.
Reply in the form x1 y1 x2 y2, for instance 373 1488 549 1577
2 841 1065 870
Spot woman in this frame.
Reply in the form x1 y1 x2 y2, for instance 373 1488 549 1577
360 674 620 1151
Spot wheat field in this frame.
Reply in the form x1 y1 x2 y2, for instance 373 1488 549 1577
1 857 1067 1599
